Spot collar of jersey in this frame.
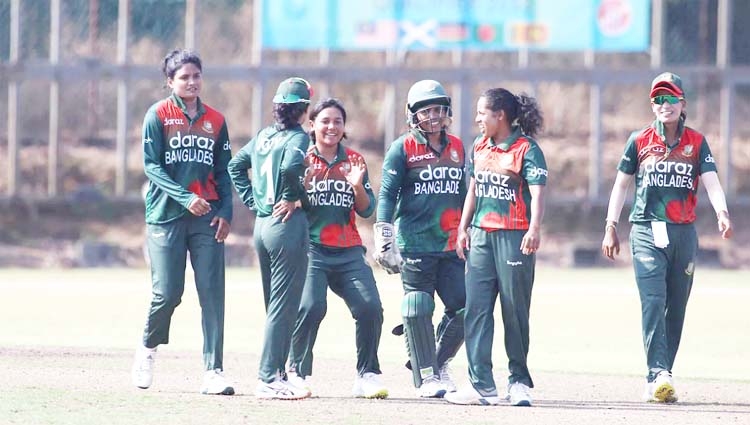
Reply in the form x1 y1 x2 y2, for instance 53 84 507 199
651 117 685 148
409 129 448 149
170 93 205 120
313 142 347 165
489 126 523 151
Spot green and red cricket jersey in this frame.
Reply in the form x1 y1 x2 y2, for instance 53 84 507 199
142 94 233 225
469 127 547 231
618 122 717 224
377 130 467 253
304 144 375 248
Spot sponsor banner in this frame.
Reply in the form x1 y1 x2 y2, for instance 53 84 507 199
262 0 649 52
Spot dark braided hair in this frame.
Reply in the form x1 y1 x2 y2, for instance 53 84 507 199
482 88 544 137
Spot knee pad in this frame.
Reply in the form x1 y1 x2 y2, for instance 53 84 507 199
401 291 435 318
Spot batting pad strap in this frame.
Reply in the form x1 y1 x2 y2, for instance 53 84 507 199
402 291 438 384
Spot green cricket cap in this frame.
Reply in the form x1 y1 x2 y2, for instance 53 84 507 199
650 72 684 98
273 77 313 104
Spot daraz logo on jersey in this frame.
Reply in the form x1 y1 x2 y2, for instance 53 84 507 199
527 166 548 178
408 152 436 163
165 131 215 166
641 159 694 189
474 170 516 202
418 164 463 182
164 118 185 126
306 176 355 209
643 160 693 176
414 164 462 195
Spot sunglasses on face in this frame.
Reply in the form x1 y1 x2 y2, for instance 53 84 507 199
651 95 682 105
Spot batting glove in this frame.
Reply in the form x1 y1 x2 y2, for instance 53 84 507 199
373 222 403 274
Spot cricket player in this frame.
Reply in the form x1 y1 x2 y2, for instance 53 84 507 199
602 72 733 403
287 98 388 399
228 77 313 400
132 49 234 395
446 87 546 407
375 80 467 398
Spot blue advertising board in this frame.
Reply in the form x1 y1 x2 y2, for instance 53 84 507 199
261 0 650 51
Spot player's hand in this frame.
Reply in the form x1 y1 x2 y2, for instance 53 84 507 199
343 155 366 188
520 226 541 255
601 225 620 260
211 216 230 243
717 211 733 239
272 199 300 223
188 197 211 216
373 222 403 274
456 227 470 260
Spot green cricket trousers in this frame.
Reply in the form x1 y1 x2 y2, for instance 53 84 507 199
142 208 226 371
254 209 310 383
400 251 466 387
629 222 697 382
289 244 383 378
464 228 535 395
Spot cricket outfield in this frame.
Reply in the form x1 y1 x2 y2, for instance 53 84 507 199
0 267 748 425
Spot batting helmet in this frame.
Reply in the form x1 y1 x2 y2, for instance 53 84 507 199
405 80 452 133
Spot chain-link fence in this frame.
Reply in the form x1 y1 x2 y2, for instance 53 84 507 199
1 0 749 202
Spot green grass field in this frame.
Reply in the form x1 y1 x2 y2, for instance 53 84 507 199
1 267 749 425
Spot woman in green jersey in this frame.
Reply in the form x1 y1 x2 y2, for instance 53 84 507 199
447 87 546 407
375 80 467 398
287 98 388 399
602 72 733 403
229 77 314 400
132 49 234 396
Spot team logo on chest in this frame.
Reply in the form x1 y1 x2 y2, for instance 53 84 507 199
449 148 460 163
683 145 693 157
202 121 214 134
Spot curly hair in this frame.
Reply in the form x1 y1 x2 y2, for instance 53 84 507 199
272 103 309 130
482 88 544 137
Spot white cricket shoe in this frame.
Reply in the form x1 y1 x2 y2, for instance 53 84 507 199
642 381 656 402
200 369 235 395
439 363 457 393
648 371 678 403
131 345 157 389
508 382 532 406
255 374 311 400
352 372 388 399
444 385 499 406
417 375 447 398
287 372 312 395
